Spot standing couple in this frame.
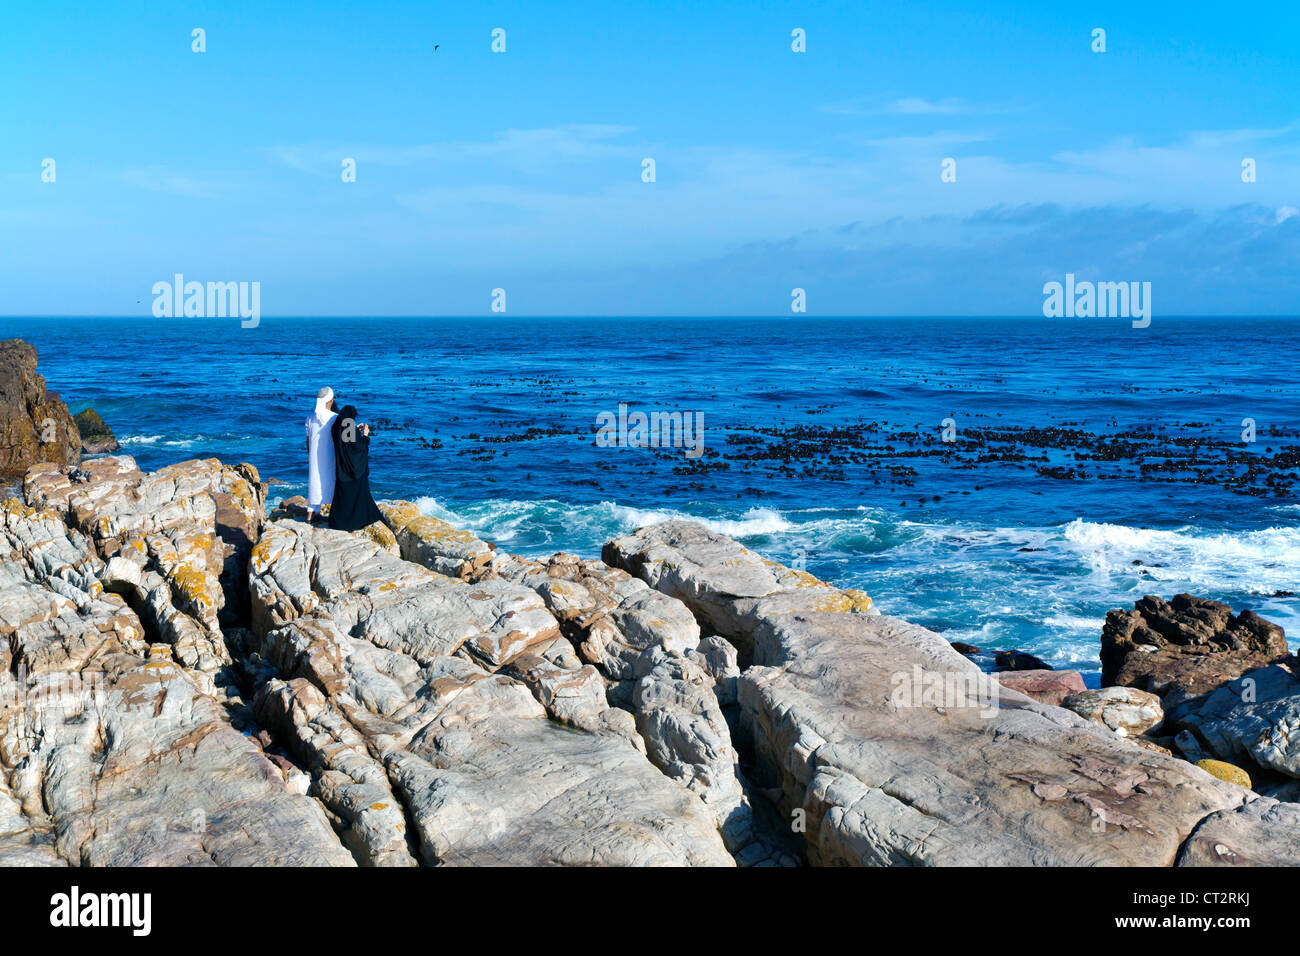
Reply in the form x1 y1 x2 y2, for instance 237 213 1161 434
304 386 384 531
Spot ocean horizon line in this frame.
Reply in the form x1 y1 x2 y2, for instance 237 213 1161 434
5 313 1300 321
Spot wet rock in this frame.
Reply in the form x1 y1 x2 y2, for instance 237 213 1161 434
72 408 119 454
994 650 1052 672
1062 686 1164 736
1101 594 1289 709
996 669 1085 706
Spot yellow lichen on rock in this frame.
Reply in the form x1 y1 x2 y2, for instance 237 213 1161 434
2 496 36 518
808 589 874 614
361 521 400 555
1196 759 1252 789
381 500 479 545
787 568 826 588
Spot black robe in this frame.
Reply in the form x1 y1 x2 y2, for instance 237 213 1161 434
329 405 384 532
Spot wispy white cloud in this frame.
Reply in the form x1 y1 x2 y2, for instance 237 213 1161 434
889 97 964 115
819 95 1024 117
119 166 220 198
266 125 638 176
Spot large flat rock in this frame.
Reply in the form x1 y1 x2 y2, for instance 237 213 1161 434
1177 797 1300 866
604 520 1264 866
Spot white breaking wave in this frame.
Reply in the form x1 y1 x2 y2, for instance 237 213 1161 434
399 496 1298 669
119 432 249 448
1061 518 1300 595
409 497 1299 598
1042 614 1107 632
611 504 793 537
412 497 794 542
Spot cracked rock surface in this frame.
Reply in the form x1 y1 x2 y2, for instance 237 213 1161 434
602 520 1294 866
3 457 1296 867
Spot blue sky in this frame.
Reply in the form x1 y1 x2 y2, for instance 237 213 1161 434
2 0 1297 315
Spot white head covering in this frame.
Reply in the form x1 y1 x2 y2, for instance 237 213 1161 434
314 386 335 421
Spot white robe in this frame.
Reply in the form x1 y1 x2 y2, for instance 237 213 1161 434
306 411 337 509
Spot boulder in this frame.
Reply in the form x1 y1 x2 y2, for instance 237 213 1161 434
360 519 399 555
994 650 1052 672
1195 759 1252 790
72 408 119 454
378 500 495 578
604 520 1261 866
1062 686 1164 736
1101 594 1289 709
1168 662 1300 779
1177 798 1300 866
269 495 310 521
0 340 79 476
996 669 1086 706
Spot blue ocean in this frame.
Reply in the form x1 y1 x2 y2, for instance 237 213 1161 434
7 315 1298 681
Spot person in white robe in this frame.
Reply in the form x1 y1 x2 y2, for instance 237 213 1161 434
305 387 338 522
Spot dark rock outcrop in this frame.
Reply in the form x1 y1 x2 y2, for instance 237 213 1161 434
0 339 79 476
1101 594 1289 709
72 407 119 453
994 650 1052 671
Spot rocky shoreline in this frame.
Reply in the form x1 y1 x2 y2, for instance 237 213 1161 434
1 451 1296 866
1 341 1298 867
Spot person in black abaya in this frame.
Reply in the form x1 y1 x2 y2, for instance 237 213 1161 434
329 405 385 532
